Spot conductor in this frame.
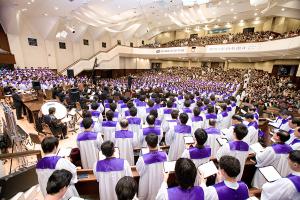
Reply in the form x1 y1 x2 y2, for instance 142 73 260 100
127 74 135 90
12 88 23 120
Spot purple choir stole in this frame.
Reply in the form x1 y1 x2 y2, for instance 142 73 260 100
115 130 133 138
205 127 221 135
229 141 249 151
189 146 211 159
221 111 228 117
271 143 293 154
143 151 167 165
167 186 204 200
96 158 124 172
290 138 300 145
182 108 192 113
80 121 95 128
163 109 173 114
102 121 117 127
143 127 161 135
206 113 217 120
174 125 192 134
36 156 61 169
77 131 97 142
213 181 249 200
287 174 300 192
91 110 100 117
128 117 141 125
192 116 203 122
248 121 258 129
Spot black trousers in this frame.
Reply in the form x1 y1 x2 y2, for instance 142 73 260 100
15 105 23 119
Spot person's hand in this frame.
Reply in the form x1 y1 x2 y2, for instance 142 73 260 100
198 170 207 185
163 172 169 183
215 170 223 183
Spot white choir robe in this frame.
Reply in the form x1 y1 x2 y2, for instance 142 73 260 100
287 134 300 150
79 121 100 133
247 125 258 145
77 131 103 169
204 127 222 157
162 108 173 122
223 125 251 145
93 158 133 200
203 113 218 129
114 130 135 165
252 143 293 189
127 117 143 148
136 101 147 123
101 121 120 141
261 172 300 200
181 108 193 120
217 111 230 130
140 126 162 147
36 154 79 200
136 151 168 200
164 119 178 134
216 141 249 181
191 116 204 135
167 124 192 161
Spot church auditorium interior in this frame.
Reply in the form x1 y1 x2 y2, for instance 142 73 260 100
0 0 300 200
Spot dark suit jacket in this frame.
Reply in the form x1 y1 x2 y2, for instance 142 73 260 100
12 92 22 107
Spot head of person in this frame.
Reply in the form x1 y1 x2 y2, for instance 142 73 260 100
91 102 99 110
129 107 137 117
184 100 191 108
106 110 114 121
203 98 210 105
175 158 197 189
179 113 189 125
207 105 215 114
273 130 290 144
46 169 72 199
193 107 200 117
82 110 92 118
248 107 256 114
289 118 300 129
147 100 154 108
219 155 241 180
145 133 158 149
41 136 59 154
110 103 117 112
209 119 217 127
101 141 115 158
196 100 203 108
82 117 93 130
194 128 208 146
146 115 156 126
244 113 254 122
166 100 173 108
232 115 243 125
171 110 179 120
115 176 138 200
233 123 248 141
127 101 134 109
280 109 289 119
221 103 228 112
155 97 161 105
120 119 129 129
48 107 56 115
288 150 300 172
149 109 158 119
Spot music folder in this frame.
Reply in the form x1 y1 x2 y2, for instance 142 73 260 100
258 166 282 182
216 137 228 146
163 161 176 173
198 161 218 178
184 136 195 144
99 147 120 160
249 143 264 154
57 147 72 157
268 122 281 129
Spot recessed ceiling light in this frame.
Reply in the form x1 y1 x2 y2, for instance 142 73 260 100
217 18 221 22
31 0 34 2
233 16 237 19
118 5 121 8
230 8 234 12
240 19 244 23
44 13 48 16
27 2 31 5
254 13 258 16
54 7 59 10
281 8 285 11
22 8 28 11
226 0 230 4
255 17 260 20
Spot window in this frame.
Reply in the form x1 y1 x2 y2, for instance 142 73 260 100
59 42 66 49
117 40 121 45
102 42 106 48
83 39 89 45
130 42 133 47
28 38 38 46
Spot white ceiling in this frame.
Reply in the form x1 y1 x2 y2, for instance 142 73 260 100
0 0 300 41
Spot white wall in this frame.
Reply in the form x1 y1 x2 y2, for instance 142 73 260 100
119 57 150 69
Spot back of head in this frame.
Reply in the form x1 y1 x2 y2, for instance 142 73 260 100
82 117 93 129
209 119 217 127
106 110 114 121
48 107 56 115
110 103 117 112
91 102 99 110
146 115 156 125
203 98 210 105
101 141 115 157
221 103 227 111
207 105 215 114
234 124 248 140
166 101 173 108
120 119 129 129
41 136 59 153
147 100 154 107
276 130 290 143
46 169 72 195
193 107 200 117
291 118 300 127
289 150 300 165
129 107 137 117
149 109 158 119
244 113 254 120
145 133 158 148
196 100 203 107
194 128 208 145
171 110 179 119
115 176 137 200
175 158 197 189
127 101 134 109
184 100 191 108
82 110 92 118
232 115 243 123
179 113 189 124
219 155 241 178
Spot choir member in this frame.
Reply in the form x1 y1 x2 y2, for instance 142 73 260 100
204 119 221 156
141 115 161 147
115 176 138 200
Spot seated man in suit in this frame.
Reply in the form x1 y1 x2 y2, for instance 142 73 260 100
44 107 68 139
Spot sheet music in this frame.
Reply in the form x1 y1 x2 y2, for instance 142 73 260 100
141 147 150 155
241 109 247 114
198 161 218 178
163 161 176 173
57 147 72 157
69 197 85 200
249 143 265 154
247 197 259 200
184 136 194 144
216 137 228 146
99 147 120 160
268 122 281 129
258 166 282 182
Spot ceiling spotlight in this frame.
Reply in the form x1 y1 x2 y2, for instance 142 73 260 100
54 7 59 10
31 0 35 2
255 17 260 20
27 2 31 5
21 8 28 11
233 16 237 19
230 8 234 12
281 8 285 11
254 12 258 16
217 18 221 22
44 13 48 16
240 19 244 23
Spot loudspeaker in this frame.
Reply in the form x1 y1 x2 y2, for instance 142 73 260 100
32 81 41 90
67 69 74 79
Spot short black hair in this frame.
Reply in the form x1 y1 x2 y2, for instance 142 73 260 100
101 141 115 157
184 100 190 108
145 133 158 148
166 101 173 108
179 113 189 124
146 115 156 125
232 115 243 122
194 128 208 145
207 105 215 114
289 150 300 164
120 119 129 129
41 136 59 153
171 110 179 119
46 169 72 195
129 107 137 117
244 113 254 120
127 101 134 109
110 103 117 112
175 158 197 189
234 124 248 140
115 176 137 200
82 117 93 129
48 107 56 115
147 100 154 107
149 109 158 118
219 155 241 178
209 119 216 127
82 110 92 118
221 103 227 111
291 118 300 127
276 130 290 143
106 110 114 121
193 107 200 117
91 102 99 110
